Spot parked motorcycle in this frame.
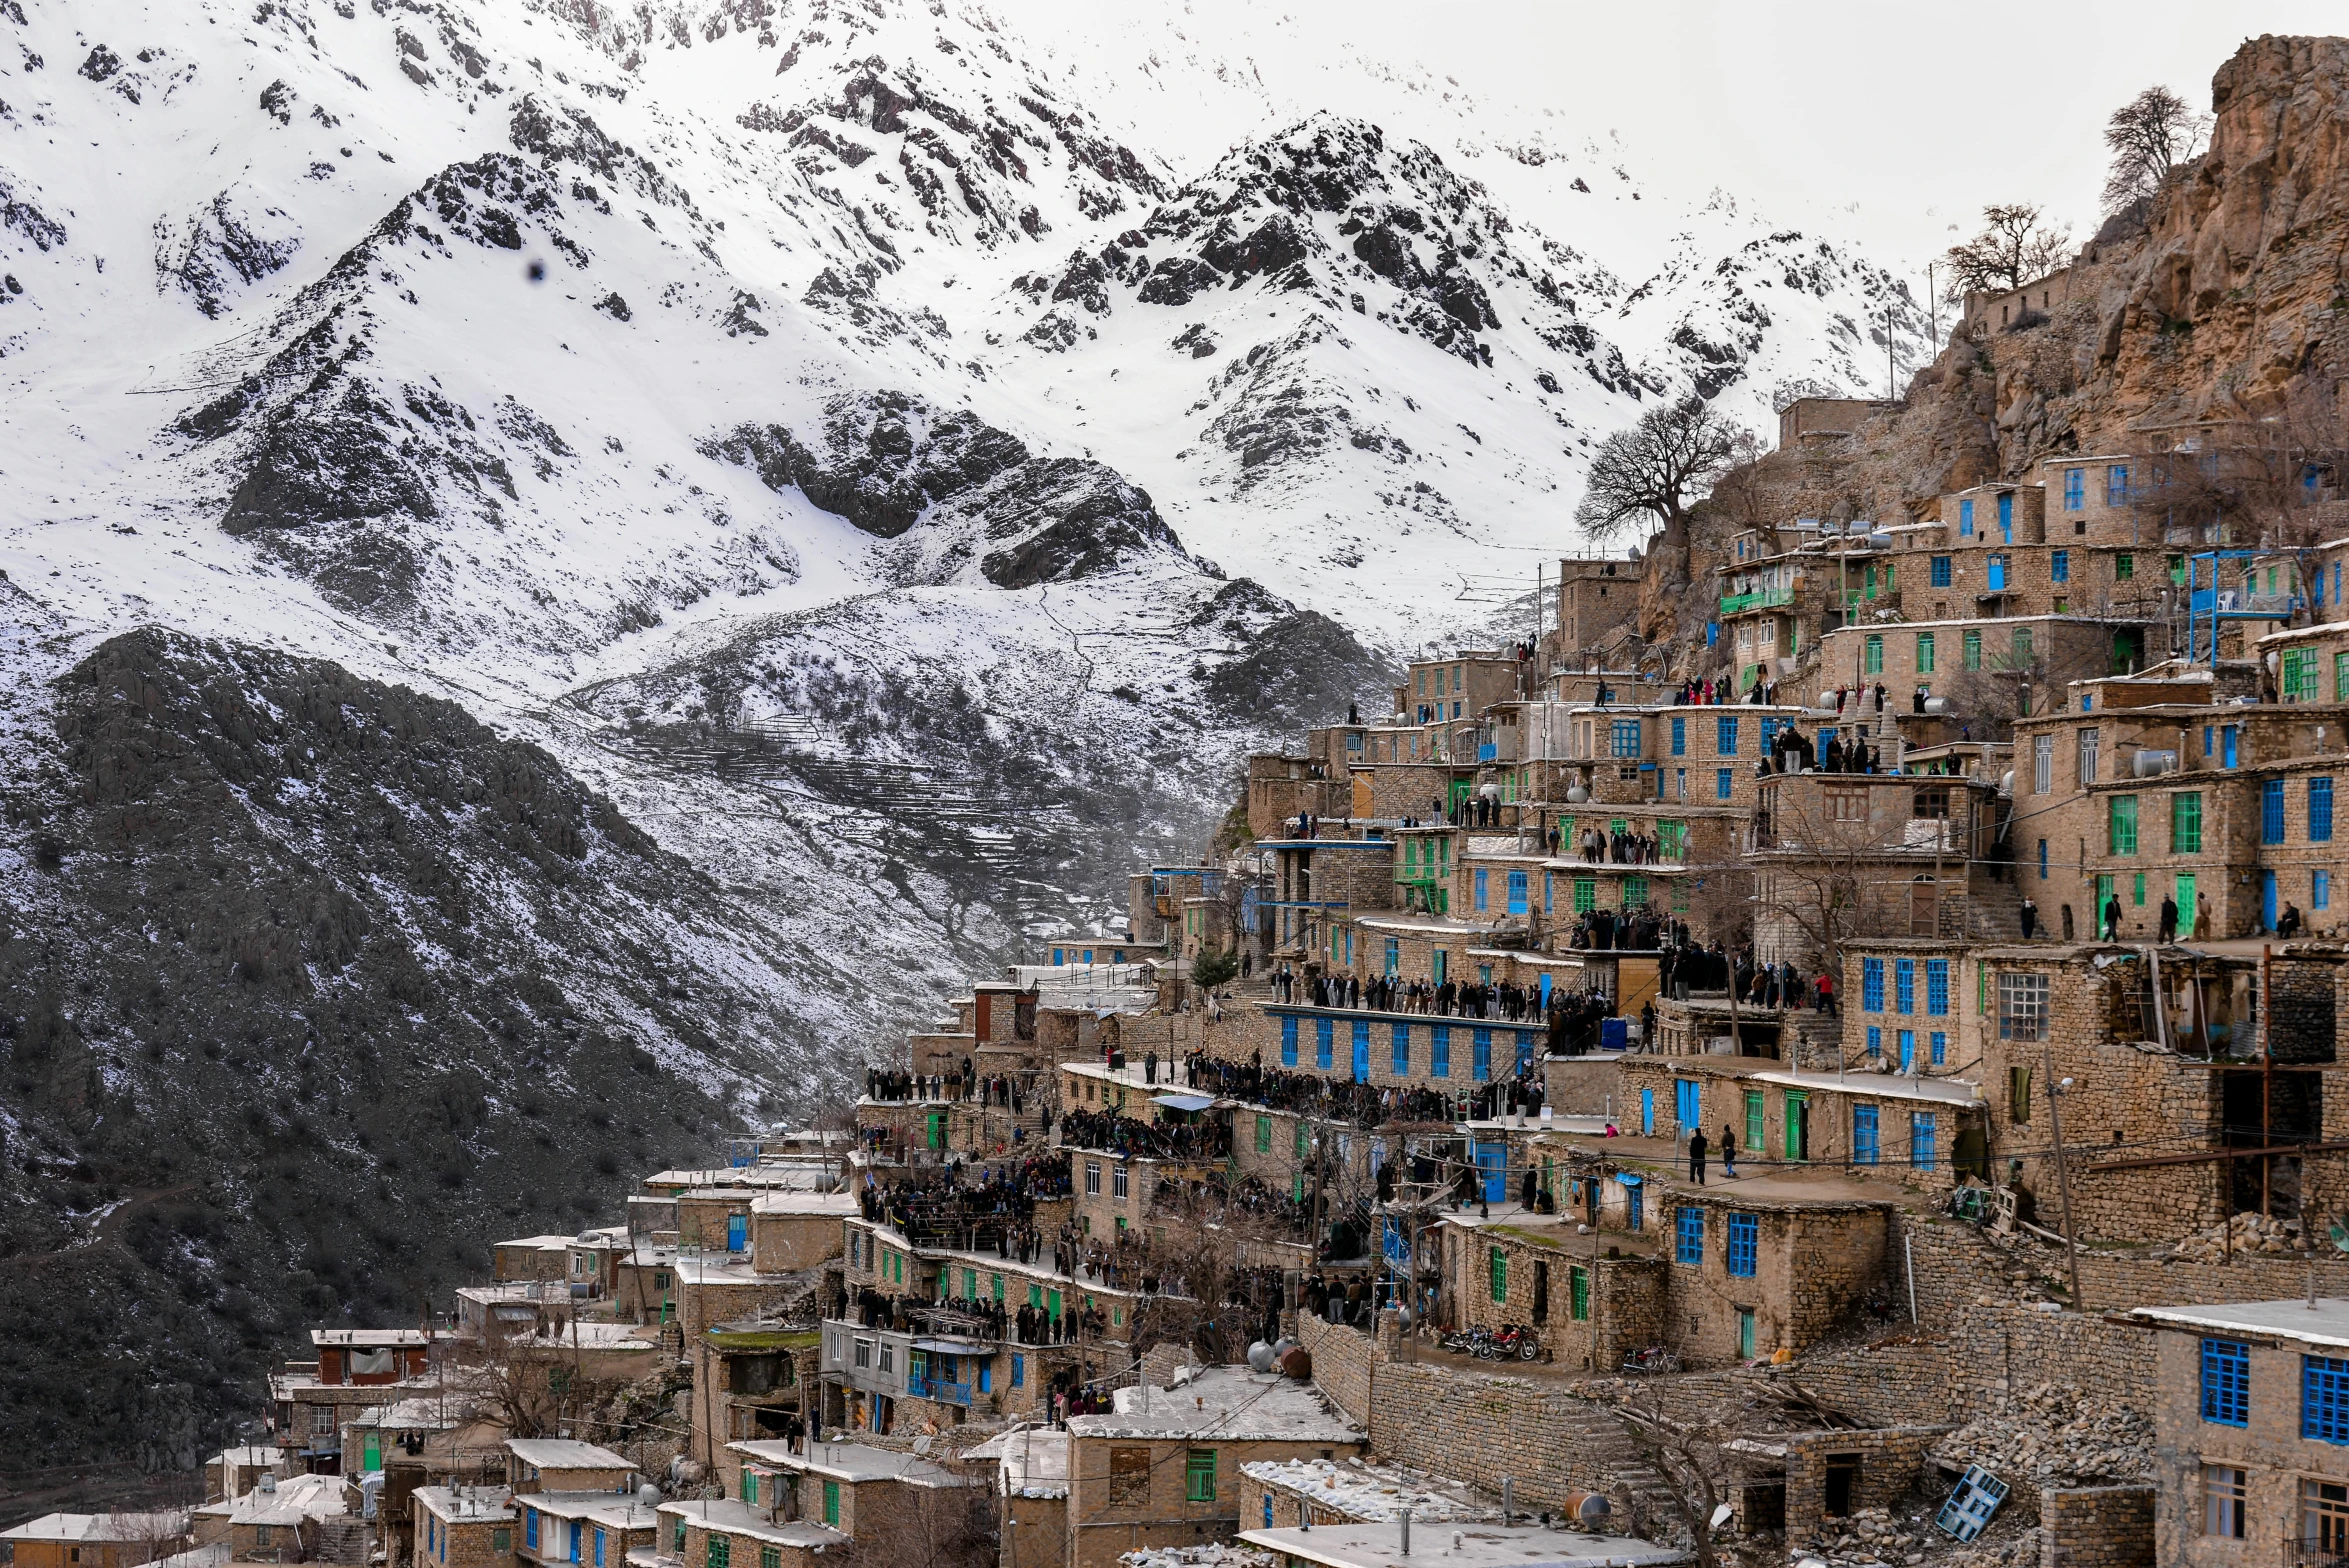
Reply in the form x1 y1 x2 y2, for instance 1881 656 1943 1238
1621 1345 1679 1374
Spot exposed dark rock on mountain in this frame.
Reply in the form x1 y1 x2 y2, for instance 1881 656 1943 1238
0 630 798 1482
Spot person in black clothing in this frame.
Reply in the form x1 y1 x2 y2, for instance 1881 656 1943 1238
1687 1129 1708 1186
2019 897 2038 940
2103 895 2123 941
2158 896 2179 943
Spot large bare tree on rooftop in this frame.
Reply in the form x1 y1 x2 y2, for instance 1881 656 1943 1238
2103 86 2211 213
1941 205 2071 305
1574 400 1747 550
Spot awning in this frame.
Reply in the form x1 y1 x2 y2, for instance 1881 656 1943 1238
1151 1093 1215 1112
1614 1172 1644 1187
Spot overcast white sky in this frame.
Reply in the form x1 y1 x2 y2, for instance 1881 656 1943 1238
998 0 2343 274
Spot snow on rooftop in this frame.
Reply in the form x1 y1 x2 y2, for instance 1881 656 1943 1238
1239 1456 1498 1523
1122 1547 1275 1568
2131 1297 2349 1349
967 1428 1071 1497
1241 1521 1687 1568
507 1438 632 1470
1067 1366 1362 1443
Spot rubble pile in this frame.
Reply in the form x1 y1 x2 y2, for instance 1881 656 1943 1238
1927 1383 2154 1486
1119 1548 1275 1568
1794 1507 2046 1568
2169 1211 2311 1262
1804 1504 1930 1565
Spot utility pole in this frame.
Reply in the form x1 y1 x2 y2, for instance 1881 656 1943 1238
2039 1040 2084 1308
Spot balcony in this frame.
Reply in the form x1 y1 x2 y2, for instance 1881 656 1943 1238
905 1375 972 1406
1718 586 1795 615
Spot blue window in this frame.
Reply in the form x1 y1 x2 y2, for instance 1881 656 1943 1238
1726 1213 1758 1278
1507 869 1529 915
1610 719 1642 758
2039 838 2049 880
1866 1024 1881 1059
1281 1015 1298 1067
1861 957 1885 1012
1760 718 1782 754
2320 870 2334 912
2315 778 2335 842
2307 1355 2349 1443
1853 1105 1879 1163
1472 1028 1492 1082
1474 868 1489 912
1671 716 1686 756
2202 1339 2250 1426
1544 873 1553 914
1930 555 1951 587
727 1213 747 1253
2106 464 2130 505
1315 1017 1334 1069
1385 937 1400 976
1264 1497 1274 1528
2265 779 2287 844
1894 959 1914 1015
527 1514 539 1551
1998 492 2013 541
1051 947 1064 964
2063 468 2083 511
1391 1024 1410 1076
1431 1026 1450 1078
1958 499 1974 537
1011 1353 1024 1387
1925 959 1949 1016
1715 769 1732 801
1674 1207 1704 1266
2051 549 2069 583
1717 716 1739 755
1929 1030 1947 1066
1912 1113 1938 1170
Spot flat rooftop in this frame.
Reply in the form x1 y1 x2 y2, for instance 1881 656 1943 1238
2131 1298 2349 1349
508 1439 632 1470
727 1439 965 1487
1066 1366 1361 1444
1239 1521 1686 1568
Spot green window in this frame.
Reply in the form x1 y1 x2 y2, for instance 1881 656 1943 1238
1622 876 1648 909
2116 553 2135 581
1573 878 1596 913
2337 651 2349 703
1570 1265 1589 1320
822 1482 840 1526
2012 627 2033 661
1255 1114 1271 1153
1743 1089 1764 1151
708 1537 730 1568
1916 632 1935 674
2286 648 2321 702
2109 795 2139 856
1489 1246 1508 1302
761 1550 780 1568
2172 792 2202 854
1185 1449 1218 1503
1294 1121 1309 1159
2133 871 2147 907
493 1532 511 1555
965 1268 978 1296
1963 629 1982 669
673 1522 687 1553
1029 1283 1043 1308
743 1472 758 1506
1864 635 1883 674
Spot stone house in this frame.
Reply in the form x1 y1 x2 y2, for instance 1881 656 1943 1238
704 1441 973 1547
748 1193 855 1275
654 1500 842 1568
2130 1297 2349 1568
511 1491 657 1568
410 1486 515 1568
690 1322 820 1463
270 1330 438 1476
0 1517 187 1568
1062 1367 1365 1568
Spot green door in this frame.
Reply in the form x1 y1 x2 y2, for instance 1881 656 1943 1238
926 1112 944 1149
1783 1092 1808 1162
1048 1289 1062 1321
362 1433 381 1473
1737 1309 1756 1359
1743 1090 1764 1151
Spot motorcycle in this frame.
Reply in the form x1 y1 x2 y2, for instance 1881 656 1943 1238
1489 1324 1542 1361
1621 1345 1679 1374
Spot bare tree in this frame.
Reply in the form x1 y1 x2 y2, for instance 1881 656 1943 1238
1941 205 2071 304
1575 401 1747 548
2103 86 2210 213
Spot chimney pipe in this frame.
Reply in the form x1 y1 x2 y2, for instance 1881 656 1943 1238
1399 1509 1411 1556
1502 1478 1513 1526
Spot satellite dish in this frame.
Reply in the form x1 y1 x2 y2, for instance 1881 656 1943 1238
2326 1215 2349 1254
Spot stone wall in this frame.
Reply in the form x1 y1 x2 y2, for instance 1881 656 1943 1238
1294 1313 1375 1427
2040 1485 2154 1568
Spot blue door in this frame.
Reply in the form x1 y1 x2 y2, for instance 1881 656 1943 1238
2264 870 2279 932
1898 1030 1915 1074
1987 556 2006 591
1853 1105 1879 1164
726 1213 747 1253
1351 1020 1369 1084
1475 1141 1507 1203
1538 974 1552 1009
2223 726 2239 767
1674 1079 1700 1133
1507 870 1529 915
1640 1088 1655 1136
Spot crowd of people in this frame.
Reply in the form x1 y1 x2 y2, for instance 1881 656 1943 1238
857 1155 1069 1254
864 1063 1029 1110
1572 825 1669 864
1266 966 1554 1022
1564 907 1672 951
1059 1106 1231 1161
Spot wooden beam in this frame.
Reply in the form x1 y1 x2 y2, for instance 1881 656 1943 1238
2085 1138 2349 1174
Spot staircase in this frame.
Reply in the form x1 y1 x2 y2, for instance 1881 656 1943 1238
1951 877 2026 942
314 1517 371 1566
